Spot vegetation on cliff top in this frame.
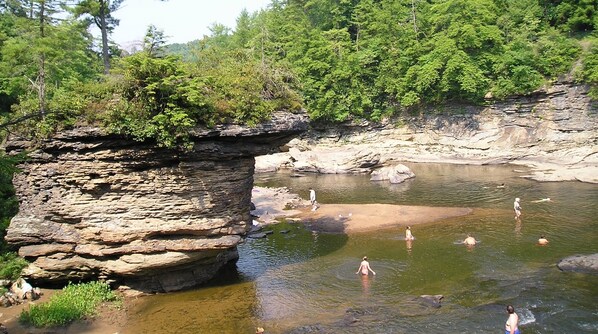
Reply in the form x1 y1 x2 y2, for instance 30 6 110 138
0 0 597 148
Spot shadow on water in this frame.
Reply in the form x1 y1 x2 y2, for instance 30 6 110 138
236 221 349 281
121 222 349 334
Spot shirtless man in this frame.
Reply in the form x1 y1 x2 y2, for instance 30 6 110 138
505 305 520 334
356 256 376 275
514 198 522 219
463 234 477 246
538 235 549 245
405 226 414 241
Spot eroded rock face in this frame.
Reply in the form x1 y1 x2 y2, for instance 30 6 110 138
256 83 598 182
4 111 308 292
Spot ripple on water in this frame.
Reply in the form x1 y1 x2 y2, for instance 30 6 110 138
519 307 536 325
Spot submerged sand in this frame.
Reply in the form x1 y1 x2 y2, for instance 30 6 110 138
296 203 473 233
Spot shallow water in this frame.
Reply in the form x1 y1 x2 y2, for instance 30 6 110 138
122 163 598 333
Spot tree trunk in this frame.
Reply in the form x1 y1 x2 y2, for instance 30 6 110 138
411 0 418 40
99 0 110 74
38 0 46 117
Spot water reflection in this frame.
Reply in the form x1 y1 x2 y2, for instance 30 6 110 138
360 274 371 297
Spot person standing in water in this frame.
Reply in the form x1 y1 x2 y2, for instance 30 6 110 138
356 256 376 275
309 188 316 205
514 198 522 219
405 226 414 241
505 305 520 334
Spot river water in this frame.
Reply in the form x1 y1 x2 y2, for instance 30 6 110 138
122 163 598 333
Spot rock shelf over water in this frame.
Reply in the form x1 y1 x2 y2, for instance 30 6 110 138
4 111 308 292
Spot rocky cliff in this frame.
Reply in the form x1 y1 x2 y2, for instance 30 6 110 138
257 83 598 183
4 111 308 292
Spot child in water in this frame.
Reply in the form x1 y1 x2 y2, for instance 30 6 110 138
405 226 414 241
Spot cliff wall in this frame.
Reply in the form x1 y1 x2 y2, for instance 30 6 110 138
258 83 597 183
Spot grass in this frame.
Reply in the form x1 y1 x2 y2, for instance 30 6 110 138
19 281 120 328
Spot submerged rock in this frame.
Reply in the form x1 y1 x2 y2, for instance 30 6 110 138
557 254 598 274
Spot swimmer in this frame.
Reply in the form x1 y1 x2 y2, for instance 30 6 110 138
356 256 376 276
496 183 506 189
505 305 520 334
531 198 551 203
513 198 522 219
463 234 477 246
538 235 549 245
405 226 415 241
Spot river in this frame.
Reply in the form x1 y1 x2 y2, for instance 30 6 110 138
122 163 598 333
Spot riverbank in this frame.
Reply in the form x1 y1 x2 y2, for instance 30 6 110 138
256 83 598 183
0 288 127 334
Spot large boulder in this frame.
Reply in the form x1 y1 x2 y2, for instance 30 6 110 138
290 147 382 174
4 111 308 292
370 164 415 184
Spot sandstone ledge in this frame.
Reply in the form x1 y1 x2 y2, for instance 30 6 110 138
4 111 308 292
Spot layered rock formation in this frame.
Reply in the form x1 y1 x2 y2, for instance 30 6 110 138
4 111 308 292
257 83 598 183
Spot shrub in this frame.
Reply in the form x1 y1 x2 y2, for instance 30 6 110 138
19 281 120 328
0 252 27 280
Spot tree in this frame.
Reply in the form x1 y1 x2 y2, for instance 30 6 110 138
72 0 124 74
72 1 171 74
0 0 99 134
143 24 167 57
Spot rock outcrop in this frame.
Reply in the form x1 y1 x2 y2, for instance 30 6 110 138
370 164 415 183
4 111 308 292
256 83 598 183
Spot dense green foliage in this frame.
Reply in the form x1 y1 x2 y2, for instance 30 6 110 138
0 252 28 280
578 36 598 98
214 0 595 121
19 281 120 327
102 37 301 148
1 0 597 136
0 152 20 253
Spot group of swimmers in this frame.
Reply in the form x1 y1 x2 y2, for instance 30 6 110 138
463 197 549 246
348 195 555 334
356 251 522 333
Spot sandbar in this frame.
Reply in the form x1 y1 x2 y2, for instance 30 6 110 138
296 203 473 233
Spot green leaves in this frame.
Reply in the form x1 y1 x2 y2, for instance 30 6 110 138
19 281 120 328
0 252 27 279
101 42 301 148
